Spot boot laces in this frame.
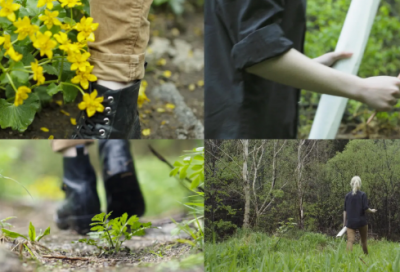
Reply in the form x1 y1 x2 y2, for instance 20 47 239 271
73 97 113 138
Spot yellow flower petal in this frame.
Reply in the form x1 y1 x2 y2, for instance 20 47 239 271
40 127 49 132
142 129 151 136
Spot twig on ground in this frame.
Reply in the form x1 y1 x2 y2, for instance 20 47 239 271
42 255 90 261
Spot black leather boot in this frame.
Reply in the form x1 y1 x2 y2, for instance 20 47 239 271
99 140 145 219
55 146 101 235
71 80 141 139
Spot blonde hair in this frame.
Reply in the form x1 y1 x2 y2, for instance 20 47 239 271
350 176 361 195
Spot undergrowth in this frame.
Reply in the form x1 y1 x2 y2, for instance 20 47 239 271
205 229 400 272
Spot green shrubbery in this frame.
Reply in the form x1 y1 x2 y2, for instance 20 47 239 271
301 0 400 135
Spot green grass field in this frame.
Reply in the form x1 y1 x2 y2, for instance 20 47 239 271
205 230 400 272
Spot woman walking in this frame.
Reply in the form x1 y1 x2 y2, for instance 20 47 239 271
343 176 377 254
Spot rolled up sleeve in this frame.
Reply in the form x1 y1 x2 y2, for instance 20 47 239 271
216 0 294 70
363 193 369 211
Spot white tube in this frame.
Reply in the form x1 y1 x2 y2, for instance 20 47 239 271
308 0 381 139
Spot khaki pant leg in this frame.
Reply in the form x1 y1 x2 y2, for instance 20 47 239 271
359 225 368 255
89 0 154 82
346 227 356 252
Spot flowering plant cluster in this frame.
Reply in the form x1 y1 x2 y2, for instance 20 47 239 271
0 0 103 131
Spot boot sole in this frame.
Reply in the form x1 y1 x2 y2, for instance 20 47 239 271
54 214 97 235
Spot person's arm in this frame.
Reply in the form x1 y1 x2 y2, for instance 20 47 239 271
246 48 400 112
366 208 377 213
343 211 347 227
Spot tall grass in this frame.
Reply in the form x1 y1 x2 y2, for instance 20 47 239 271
205 229 400 271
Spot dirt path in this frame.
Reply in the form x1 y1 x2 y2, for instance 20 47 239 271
0 200 204 271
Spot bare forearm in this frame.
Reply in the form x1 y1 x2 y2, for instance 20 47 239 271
343 211 346 226
246 49 364 101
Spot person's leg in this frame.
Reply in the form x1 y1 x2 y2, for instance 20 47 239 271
359 225 369 255
72 0 153 139
51 140 94 153
53 142 100 235
99 140 145 219
346 228 356 252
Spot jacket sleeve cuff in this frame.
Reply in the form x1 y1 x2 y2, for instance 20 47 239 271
231 23 293 70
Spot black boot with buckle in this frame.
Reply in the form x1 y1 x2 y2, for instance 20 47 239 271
99 140 145 219
55 146 101 235
71 80 141 139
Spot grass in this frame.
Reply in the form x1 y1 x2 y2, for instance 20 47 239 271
205 229 400 272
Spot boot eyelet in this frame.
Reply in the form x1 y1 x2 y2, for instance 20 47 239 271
104 117 110 125
107 96 114 103
99 129 106 136
105 107 111 114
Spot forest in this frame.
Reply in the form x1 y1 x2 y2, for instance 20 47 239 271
205 139 400 242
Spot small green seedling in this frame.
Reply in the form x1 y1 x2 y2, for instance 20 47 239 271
78 212 152 254
1 221 51 258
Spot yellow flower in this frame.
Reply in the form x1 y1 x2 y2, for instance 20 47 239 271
14 86 31 106
0 34 12 50
39 9 61 29
142 129 151 136
31 60 46 85
61 23 72 30
74 16 98 42
32 31 57 59
48 135 54 139
5 46 22 62
138 80 150 108
70 118 76 125
59 0 82 8
0 0 20 22
163 70 172 78
40 127 49 132
71 65 97 89
78 89 104 117
13 16 39 40
67 51 91 72
37 0 54 9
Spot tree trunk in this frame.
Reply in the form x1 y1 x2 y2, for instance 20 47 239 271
242 140 251 229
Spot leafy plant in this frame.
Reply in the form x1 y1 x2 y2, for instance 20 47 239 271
169 146 204 251
1 220 51 258
0 0 103 132
152 0 185 15
78 212 152 254
0 216 16 230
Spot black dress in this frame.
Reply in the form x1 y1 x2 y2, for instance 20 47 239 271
204 0 307 139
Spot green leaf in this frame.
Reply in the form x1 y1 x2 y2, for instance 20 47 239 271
173 161 183 167
193 155 204 161
179 165 189 179
10 62 29 84
191 164 203 171
169 167 179 177
1 228 27 240
29 222 36 241
47 83 62 96
190 175 201 190
62 83 78 103
43 65 59 76
36 226 50 241
34 86 52 107
92 213 105 222
0 94 40 132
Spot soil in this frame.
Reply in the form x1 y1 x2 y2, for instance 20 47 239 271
0 9 204 140
0 200 203 271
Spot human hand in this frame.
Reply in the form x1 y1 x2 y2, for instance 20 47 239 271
313 51 353 67
357 76 400 112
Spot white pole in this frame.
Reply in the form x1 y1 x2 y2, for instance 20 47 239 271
308 0 381 139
